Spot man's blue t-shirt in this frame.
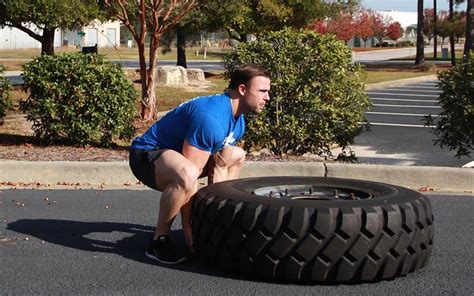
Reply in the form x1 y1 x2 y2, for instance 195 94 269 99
131 93 245 154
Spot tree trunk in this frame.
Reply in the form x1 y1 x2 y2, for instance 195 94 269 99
177 27 187 68
139 33 161 121
415 0 425 65
465 0 473 56
136 41 156 121
434 0 438 59
449 0 456 65
40 27 56 55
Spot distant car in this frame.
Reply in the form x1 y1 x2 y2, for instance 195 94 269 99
375 40 396 47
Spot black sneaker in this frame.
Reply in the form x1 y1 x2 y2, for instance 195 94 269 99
145 235 187 264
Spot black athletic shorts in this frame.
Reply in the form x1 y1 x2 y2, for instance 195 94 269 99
129 148 165 190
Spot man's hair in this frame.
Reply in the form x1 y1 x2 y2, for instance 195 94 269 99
228 64 270 89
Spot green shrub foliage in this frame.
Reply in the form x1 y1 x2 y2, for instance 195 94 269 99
223 28 371 158
0 65 13 121
425 55 474 158
20 53 137 147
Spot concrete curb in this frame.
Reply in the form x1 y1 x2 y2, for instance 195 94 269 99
1 160 472 193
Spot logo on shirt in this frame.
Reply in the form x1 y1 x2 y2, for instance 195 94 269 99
222 132 236 147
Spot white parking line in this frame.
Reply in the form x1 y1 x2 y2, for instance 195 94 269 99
462 161 474 168
373 104 441 109
382 87 441 93
366 111 439 117
364 122 435 128
394 86 440 91
367 92 436 97
371 97 438 103
371 98 438 103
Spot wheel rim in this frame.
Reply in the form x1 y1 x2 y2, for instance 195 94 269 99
252 185 373 201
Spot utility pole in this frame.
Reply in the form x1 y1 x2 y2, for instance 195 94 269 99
434 0 438 59
449 0 456 65
465 0 473 57
415 0 425 65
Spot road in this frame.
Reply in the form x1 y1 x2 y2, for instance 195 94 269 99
1 189 473 295
350 81 468 167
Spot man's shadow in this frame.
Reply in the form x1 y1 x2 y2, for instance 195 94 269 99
6 219 237 279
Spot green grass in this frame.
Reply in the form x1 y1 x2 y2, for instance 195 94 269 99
154 79 228 112
363 71 438 84
392 49 466 61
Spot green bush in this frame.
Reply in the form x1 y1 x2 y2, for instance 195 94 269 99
223 28 371 159
20 53 137 147
0 65 13 122
425 55 474 158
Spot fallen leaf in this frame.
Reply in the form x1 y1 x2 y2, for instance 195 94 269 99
419 186 438 192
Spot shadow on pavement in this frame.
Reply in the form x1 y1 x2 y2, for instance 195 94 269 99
8 219 156 263
7 219 251 282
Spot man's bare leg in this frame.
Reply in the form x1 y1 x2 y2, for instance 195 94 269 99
151 150 200 241
180 191 197 251
209 146 246 184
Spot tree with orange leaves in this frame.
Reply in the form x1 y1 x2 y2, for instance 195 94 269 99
355 10 374 47
387 22 403 45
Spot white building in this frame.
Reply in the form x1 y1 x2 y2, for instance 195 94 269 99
377 10 418 39
0 20 120 50
62 20 120 48
0 26 61 49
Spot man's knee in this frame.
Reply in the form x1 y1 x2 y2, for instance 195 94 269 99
176 163 200 191
232 146 246 167
215 146 246 168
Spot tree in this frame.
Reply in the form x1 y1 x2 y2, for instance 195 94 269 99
437 11 466 53
416 0 425 65
434 0 438 59
450 0 472 56
425 55 474 158
464 0 473 56
0 0 102 55
437 11 452 47
102 0 197 121
325 13 356 44
311 19 328 34
452 12 467 42
355 10 374 47
449 0 456 65
200 0 360 44
423 8 435 44
371 11 391 46
387 22 403 44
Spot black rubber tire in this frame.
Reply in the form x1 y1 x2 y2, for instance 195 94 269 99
191 176 434 284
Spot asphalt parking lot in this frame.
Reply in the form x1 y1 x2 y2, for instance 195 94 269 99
353 81 468 167
1 189 473 295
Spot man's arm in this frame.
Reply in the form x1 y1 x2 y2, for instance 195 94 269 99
182 139 211 174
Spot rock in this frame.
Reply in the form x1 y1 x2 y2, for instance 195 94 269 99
186 68 206 82
156 66 189 85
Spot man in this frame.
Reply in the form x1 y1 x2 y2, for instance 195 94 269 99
129 64 271 264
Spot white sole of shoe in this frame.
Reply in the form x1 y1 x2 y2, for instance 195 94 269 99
145 251 187 265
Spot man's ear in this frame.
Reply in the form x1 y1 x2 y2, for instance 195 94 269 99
238 84 246 96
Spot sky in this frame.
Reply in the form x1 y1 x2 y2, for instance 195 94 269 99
361 0 460 12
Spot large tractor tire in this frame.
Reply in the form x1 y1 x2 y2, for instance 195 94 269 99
191 176 434 284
